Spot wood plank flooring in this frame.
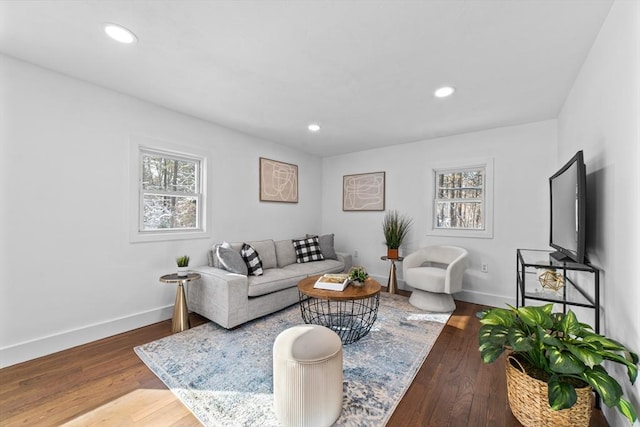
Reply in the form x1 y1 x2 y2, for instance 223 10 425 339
0 299 607 426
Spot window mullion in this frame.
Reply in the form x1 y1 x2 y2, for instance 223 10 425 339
435 197 484 203
142 189 198 198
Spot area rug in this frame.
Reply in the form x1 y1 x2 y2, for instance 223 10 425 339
134 292 451 426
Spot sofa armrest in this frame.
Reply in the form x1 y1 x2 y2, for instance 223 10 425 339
187 266 250 329
336 252 353 273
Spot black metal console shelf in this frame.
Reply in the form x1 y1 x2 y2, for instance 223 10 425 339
516 249 600 333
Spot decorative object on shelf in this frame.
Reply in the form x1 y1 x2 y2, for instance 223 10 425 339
348 266 369 286
537 269 565 292
478 304 638 426
259 157 298 203
382 210 412 259
343 171 385 211
176 255 190 277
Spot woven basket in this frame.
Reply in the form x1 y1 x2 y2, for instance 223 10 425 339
505 355 594 427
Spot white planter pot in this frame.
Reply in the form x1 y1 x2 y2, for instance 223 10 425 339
177 266 189 277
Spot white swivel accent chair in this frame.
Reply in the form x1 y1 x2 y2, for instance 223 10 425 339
402 246 469 312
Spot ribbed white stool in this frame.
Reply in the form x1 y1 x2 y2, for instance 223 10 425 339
273 324 343 427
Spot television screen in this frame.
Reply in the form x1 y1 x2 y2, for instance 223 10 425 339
549 151 586 263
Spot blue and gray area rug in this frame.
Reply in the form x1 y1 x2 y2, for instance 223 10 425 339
135 293 451 426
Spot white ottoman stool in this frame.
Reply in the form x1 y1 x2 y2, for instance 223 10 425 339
273 325 343 427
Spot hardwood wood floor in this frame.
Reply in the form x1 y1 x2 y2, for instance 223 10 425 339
0 299 607 426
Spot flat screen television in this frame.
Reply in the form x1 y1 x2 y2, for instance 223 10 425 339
549 150 587 264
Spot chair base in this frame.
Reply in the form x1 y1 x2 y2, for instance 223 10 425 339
409 289 456 312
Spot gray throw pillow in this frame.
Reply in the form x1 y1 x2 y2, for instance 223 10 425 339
307 233 338 260
275 239 297 267
216 246 248 275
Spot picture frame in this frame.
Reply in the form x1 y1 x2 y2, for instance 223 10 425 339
343 171 385 211
259 157 298 203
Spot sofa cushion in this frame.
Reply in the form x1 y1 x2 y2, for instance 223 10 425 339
275 239 297 267
246 239 277 270
241 243 263 276
216 246 248 275
246 269 306 297
306 233 337 260
282 259 345 276
293 236 325 263
405 267 446 293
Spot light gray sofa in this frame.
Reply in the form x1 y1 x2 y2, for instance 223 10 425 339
187 237 352 329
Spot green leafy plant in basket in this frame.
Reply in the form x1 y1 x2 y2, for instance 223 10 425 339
176 255 190 267
478 303 638 424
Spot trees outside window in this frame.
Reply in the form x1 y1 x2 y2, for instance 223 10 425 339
140 151 201 231
129 138 208 243
429 159 494 239
435 168 484 230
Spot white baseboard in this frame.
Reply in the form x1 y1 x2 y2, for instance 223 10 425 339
454 290 515 309
0 305 174 369
371 274 515 309
0 286 514 369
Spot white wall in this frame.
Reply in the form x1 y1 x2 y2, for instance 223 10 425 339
0 55 323 367
557 1 640 425
321 120 557 307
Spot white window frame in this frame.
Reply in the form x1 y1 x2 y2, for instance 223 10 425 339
427 158 494 239
129 136 210 243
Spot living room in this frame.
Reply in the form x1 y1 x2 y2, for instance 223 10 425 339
1 1 638 426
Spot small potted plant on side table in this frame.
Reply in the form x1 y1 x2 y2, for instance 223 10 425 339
176 255 190 277
478 303 638 426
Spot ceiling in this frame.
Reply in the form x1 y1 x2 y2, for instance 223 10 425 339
0 1 612 157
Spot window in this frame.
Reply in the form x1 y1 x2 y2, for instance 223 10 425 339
130 137 209 242
428 159 493 238
435 167 484 229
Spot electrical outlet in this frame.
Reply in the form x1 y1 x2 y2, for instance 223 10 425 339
354 250 359 258
481 263 488 273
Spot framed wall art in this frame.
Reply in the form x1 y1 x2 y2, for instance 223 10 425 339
259 157 298 203
343 171 385 211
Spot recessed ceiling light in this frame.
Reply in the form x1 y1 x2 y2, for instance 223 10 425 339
308 123 321 132
434 86 455 98
104 23 137 44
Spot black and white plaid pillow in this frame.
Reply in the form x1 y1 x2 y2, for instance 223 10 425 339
292 236 325 263
241 243 263 276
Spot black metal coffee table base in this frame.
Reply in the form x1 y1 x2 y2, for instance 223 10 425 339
298 292 380 344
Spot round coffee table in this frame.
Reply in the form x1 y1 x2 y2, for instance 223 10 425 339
297 275 381 344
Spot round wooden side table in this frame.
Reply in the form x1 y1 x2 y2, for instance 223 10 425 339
380 256 404 294
159 273 201 333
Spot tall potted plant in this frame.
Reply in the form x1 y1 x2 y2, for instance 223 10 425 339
382 210 412 259
479 303 638 426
